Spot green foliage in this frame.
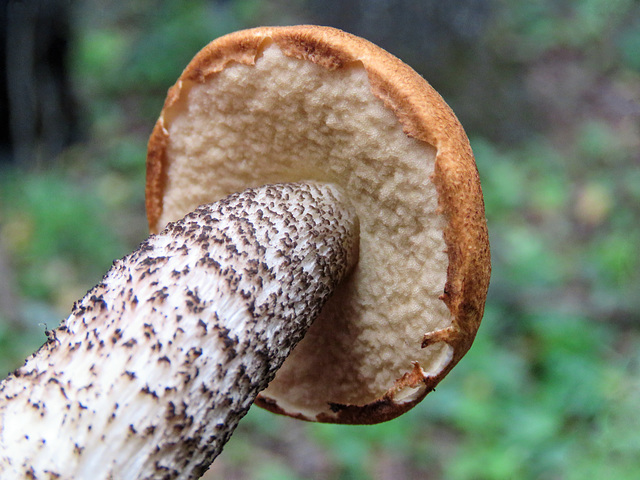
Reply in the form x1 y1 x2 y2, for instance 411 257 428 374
118 1 237 91
495 0 640 60
0 170 125 300
0 141 147 370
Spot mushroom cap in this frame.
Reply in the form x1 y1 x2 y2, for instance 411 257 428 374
146 25 490 424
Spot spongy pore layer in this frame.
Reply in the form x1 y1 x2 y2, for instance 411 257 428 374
157 44 452 420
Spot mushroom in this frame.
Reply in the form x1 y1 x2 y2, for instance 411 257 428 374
147 25 490 423
0 25 489 479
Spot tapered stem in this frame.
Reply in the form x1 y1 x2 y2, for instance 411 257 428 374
0 182 359 480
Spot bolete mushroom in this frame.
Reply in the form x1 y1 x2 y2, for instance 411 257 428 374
147 25 490 423
0 25 489 479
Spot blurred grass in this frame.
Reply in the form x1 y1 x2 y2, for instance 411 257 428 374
1 0 639 479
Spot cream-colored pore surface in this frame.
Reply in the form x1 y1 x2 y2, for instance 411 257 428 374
160 45 451 418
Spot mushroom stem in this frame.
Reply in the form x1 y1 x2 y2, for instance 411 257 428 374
0 182 359 480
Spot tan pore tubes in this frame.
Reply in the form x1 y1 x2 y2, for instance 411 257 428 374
146 25 490 424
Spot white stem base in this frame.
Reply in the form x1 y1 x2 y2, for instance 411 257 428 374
0 182 358 480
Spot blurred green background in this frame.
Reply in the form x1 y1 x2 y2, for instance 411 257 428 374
0 0 639 478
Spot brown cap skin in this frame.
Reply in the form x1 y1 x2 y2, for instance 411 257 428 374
146 25 490 424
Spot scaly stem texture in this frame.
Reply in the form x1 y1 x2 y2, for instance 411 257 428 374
0 182 358 480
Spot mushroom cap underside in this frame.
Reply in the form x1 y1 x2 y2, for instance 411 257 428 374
146 25 490 424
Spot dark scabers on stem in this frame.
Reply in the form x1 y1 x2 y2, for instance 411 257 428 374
0 182 359 480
